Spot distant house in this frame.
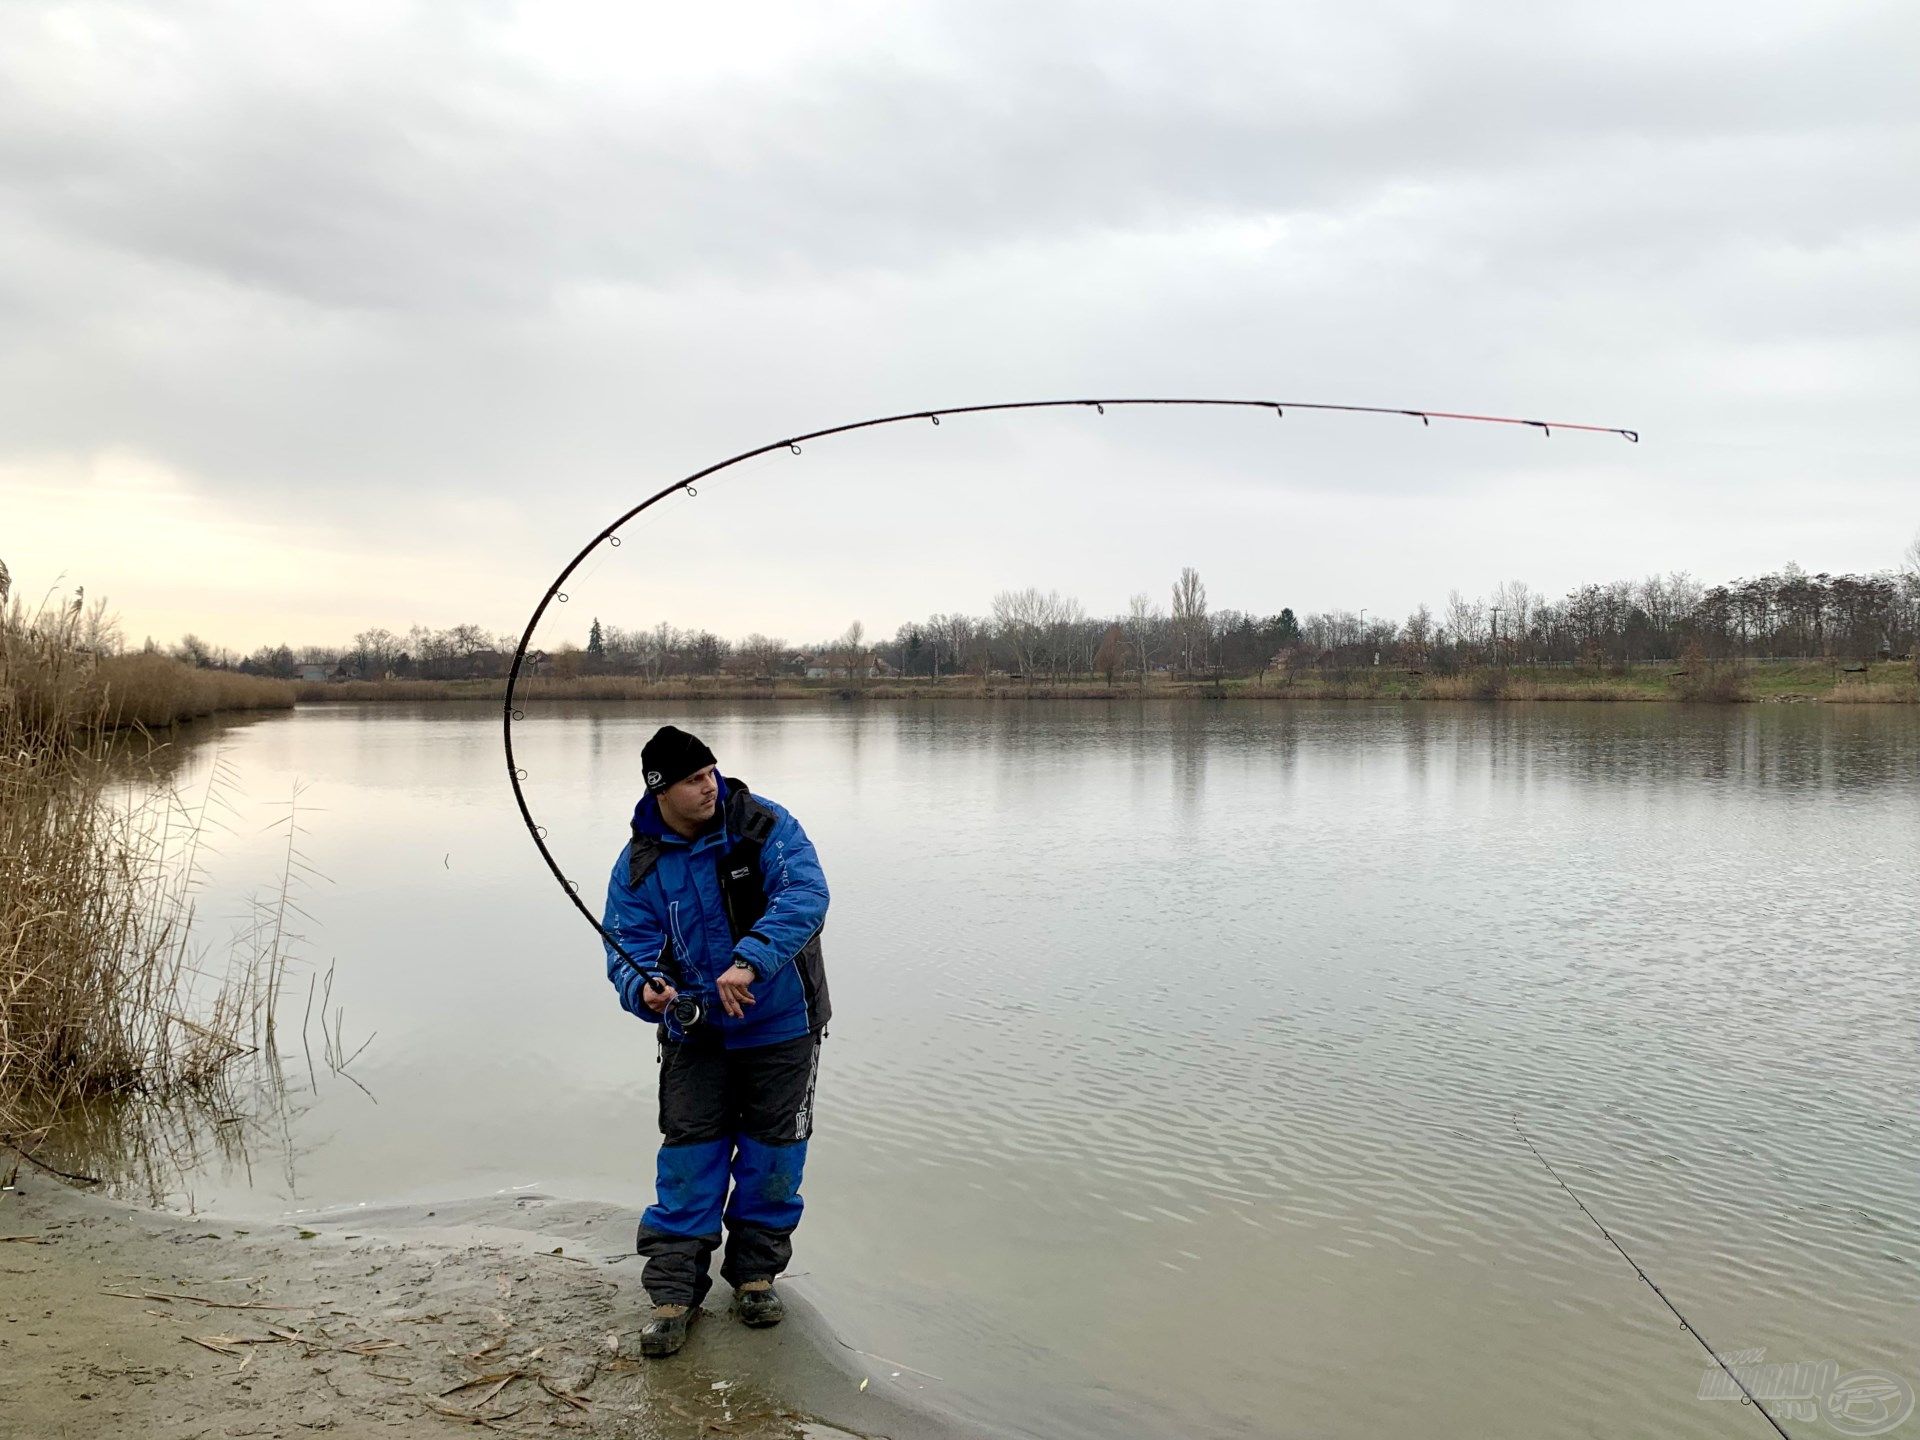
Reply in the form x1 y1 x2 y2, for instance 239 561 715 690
298 663 331 683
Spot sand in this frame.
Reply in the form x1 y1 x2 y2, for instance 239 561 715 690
0 1172 966 1440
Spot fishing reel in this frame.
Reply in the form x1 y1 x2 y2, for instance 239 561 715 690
646 973 706 1029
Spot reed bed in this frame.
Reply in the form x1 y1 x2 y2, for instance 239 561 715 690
0 594 286 1150
96 653 294 729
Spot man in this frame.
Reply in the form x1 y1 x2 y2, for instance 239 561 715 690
601 724 831 1358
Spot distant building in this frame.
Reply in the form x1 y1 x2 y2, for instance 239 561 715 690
298 663 331 683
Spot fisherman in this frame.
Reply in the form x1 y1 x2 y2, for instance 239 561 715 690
601 724 831 1357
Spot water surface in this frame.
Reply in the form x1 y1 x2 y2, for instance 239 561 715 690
106 700 1920 1439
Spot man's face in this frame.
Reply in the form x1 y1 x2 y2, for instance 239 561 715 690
658 763 719 830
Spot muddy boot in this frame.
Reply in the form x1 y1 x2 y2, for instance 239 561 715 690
639 1302 698 1357
732 1279 785 1328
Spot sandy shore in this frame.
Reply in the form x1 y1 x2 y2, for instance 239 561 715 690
0 1173 967 1440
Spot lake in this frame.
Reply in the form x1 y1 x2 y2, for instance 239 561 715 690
94 699 1920 1439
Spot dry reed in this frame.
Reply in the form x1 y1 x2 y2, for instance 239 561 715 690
0 591 287 1145
96 652 295 729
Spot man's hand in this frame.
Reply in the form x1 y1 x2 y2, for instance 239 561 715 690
716 960 757 1019
643 978 677 1015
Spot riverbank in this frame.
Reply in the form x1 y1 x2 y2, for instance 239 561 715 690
296 659 1920 705
0 1174 960 1440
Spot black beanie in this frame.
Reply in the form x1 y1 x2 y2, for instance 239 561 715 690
642 725 717 793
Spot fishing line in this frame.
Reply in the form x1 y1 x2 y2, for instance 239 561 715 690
1512 1113 1797 1439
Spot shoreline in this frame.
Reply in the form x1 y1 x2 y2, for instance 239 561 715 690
287 659 1919 707
0 1174 969 1440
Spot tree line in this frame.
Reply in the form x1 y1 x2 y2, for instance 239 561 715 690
150 540 1920 683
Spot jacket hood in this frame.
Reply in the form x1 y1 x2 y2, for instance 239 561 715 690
632 772 731 839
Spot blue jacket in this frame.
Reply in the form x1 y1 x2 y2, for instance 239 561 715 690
602 774 830 1048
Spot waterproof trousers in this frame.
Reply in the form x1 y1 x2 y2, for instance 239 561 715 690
635 1029 821 1309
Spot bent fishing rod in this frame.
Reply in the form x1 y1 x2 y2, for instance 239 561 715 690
496 396 1826 1437
503 393 1637 967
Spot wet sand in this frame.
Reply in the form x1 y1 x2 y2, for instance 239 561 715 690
0 1175 973 1440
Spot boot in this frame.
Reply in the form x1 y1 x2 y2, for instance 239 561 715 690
732 1279 785 1328
639 1302 699 1357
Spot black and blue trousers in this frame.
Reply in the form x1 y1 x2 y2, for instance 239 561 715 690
635 1028 822 1309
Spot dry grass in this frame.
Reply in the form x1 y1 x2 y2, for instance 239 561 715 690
1826 678 1920 704
96 653 294 729
0 594 288 1146
297 675 797 702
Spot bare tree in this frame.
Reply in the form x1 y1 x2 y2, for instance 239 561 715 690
1445 589 1486 652
1901 531 1920 682
934 612 979 681
991 588 1049 688
1404 603 1434 654
919 613 946 680
350 626 402 677
446 623 492 657
172 633 214 667
1094 624 1125 687
1171 567 1207 674
1042 592 1086 683
690 630 728 675
739 633 786 682
77 591 122 655
836 620 866 681
1126 592 1159 691
1489 580 1538 661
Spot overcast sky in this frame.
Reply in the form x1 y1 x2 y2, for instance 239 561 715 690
4 0 1916 653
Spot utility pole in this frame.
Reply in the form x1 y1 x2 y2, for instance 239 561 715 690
1489 607 1503 668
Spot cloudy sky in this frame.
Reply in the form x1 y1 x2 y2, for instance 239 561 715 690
4 0 1916 654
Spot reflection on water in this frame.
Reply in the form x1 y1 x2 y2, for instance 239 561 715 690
83 699 1920 1440
41 1026 380 1212
42 1067 297 1209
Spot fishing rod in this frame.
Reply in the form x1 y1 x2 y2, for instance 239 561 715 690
1512 1113 1797 1439
503 395 1638 963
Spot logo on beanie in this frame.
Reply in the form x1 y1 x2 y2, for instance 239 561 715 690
646 770 663 788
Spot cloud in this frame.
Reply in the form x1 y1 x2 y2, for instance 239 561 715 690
2 0 1915 650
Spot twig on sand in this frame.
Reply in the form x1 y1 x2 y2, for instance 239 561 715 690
266 1324 402 1357
0 1234 54 1244
183 1333 251 1357
538 1375 591 1411
103 1287 309 1310
439 1371 521 1408
426 1399 527 1429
